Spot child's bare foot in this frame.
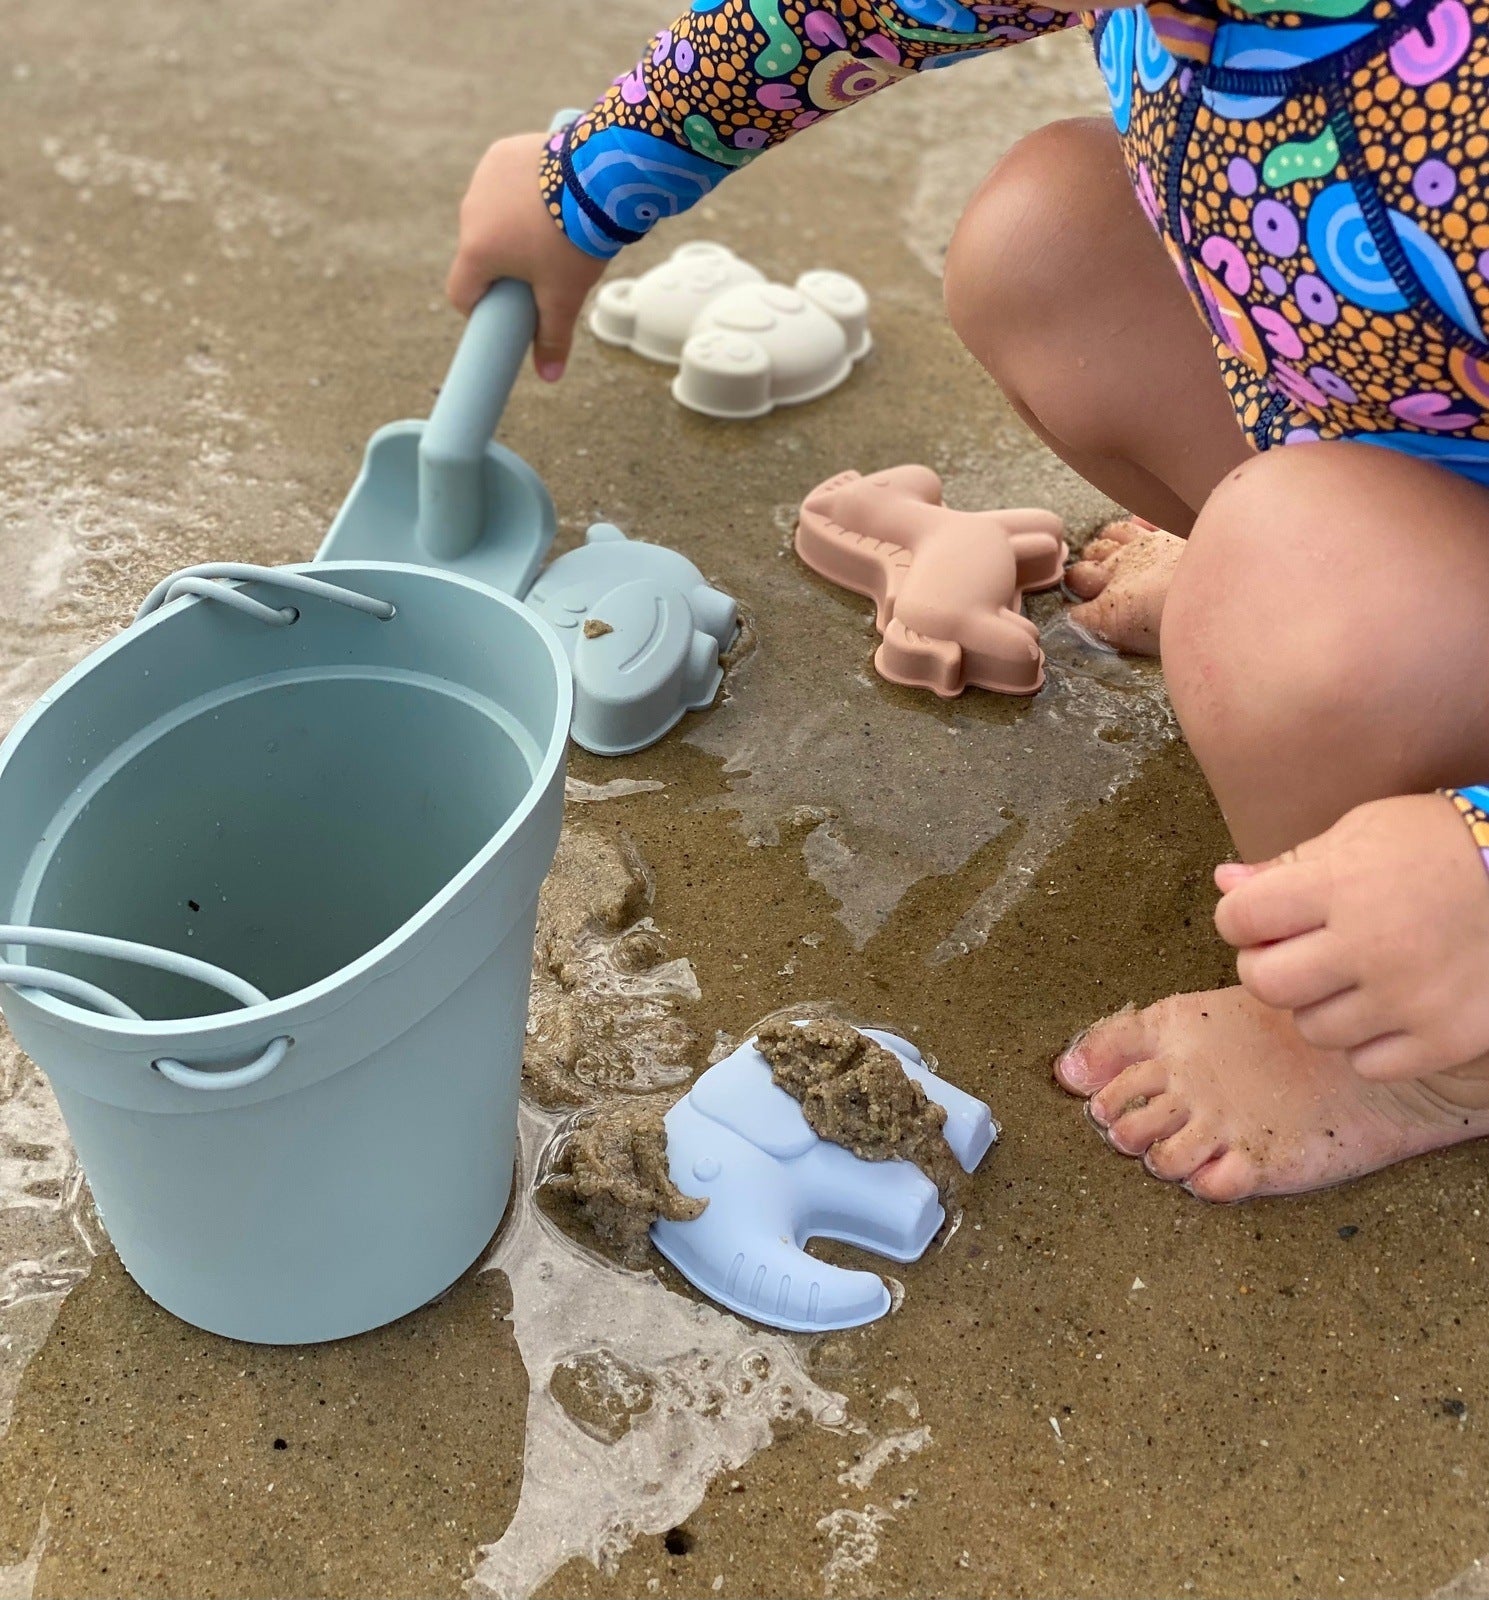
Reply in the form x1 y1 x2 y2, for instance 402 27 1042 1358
1064 519 1184 657
1055 987 1489 1200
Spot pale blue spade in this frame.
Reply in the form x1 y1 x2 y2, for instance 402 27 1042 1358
318 112 740 756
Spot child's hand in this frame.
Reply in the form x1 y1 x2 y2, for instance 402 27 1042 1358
446 131 607 381
1213 794 1489 1081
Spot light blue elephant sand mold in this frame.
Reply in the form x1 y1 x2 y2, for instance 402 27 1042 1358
655 1027 997 1332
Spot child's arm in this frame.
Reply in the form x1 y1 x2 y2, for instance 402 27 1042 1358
449 1 1071 377
544 0 1073 260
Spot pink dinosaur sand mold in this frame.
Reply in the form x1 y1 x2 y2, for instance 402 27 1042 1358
794 467 1070 697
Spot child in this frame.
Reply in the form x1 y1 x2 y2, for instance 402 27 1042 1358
448 0 1489 1201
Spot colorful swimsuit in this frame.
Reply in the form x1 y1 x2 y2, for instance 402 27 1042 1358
541 0 1489 486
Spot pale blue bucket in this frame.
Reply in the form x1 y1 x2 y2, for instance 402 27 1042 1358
0 560 572 1344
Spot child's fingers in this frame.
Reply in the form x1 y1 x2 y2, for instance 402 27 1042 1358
1235 928 1353 1011
1212 858 1331 948
1346 1031 1437 1082
1292 985 1380 1052
532 286 584 382
1215 844 1303 892
446 248 494 317
1213 861 1261 891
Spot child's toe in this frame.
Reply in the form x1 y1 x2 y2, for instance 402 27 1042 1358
1095 518 1153 546
1185 1150 1259 1203
1064 559 1112 600
1080 536 1124 565
1105 1091 1189 1155
1089 1055 1167 1126
1144 1124 1225 1183
1056 1007 1151 1095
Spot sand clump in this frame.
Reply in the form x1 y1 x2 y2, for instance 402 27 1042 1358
755 1017 962 1201
547 1016 964 1266
527 825 700 1107
545 1097 704 1268
582 618 613 640
534 828 652 983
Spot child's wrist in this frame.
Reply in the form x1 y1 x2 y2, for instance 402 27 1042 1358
538 117 628 262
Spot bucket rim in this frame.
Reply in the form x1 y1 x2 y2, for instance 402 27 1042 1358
0 558 574 1043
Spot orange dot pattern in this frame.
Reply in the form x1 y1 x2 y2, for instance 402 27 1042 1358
540 1 1072 255
1158 0 1489 458
1447 785 1489 878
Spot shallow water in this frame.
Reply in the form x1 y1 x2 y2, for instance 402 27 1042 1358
471 1100 848 1600
687 545 1173 951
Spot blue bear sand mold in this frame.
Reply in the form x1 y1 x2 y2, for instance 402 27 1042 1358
525 524 739 757
321 108 741 759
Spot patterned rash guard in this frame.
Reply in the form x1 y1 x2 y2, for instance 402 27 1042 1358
541 0 1489 481
538 0 1489 857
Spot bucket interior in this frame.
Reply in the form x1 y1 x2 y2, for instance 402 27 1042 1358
17 672 536 1019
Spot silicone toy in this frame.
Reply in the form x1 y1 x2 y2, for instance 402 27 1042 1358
651 1028 996 1333
796 466 1069 697
523 524 739 757
0 559 572 1344
590 241 766 363
588 240 872 419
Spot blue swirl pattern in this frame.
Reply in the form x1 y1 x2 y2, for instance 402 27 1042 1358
1305 182 1405 310
1306 181 1483 338
895 0 982 27
1097 10 1136 133
562 127 727 258
1134 9 1178 91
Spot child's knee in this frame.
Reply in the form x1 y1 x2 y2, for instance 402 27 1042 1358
943 118 1111 364
1162 451 1363 757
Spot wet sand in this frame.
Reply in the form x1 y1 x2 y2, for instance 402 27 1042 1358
4 2 1489 1596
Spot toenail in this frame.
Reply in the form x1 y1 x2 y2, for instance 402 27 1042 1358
1056 1047 1093 1090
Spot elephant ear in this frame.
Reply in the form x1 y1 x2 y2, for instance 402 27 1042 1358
686 1042 819 1159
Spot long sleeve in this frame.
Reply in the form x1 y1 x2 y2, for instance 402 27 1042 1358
541 0 1075 259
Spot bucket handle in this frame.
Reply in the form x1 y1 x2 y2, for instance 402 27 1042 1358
135 564 396 628
0 926 291 1092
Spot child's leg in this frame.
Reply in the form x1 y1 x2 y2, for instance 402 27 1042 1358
943 117 1250 651
1165 443 1489 860
947 115 1489 1195
1060 441 1489 1199
942 117 1250 532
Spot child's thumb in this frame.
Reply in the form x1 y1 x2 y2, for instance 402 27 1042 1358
1214 844 1303 893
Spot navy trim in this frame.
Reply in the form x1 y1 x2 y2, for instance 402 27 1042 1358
558 128 648 249
1325 82 1489 359
1202 0 1435 94
1253 391 1291 448
1164 67 1206 303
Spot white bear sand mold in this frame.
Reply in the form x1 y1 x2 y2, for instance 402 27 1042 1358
589 240 873 419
